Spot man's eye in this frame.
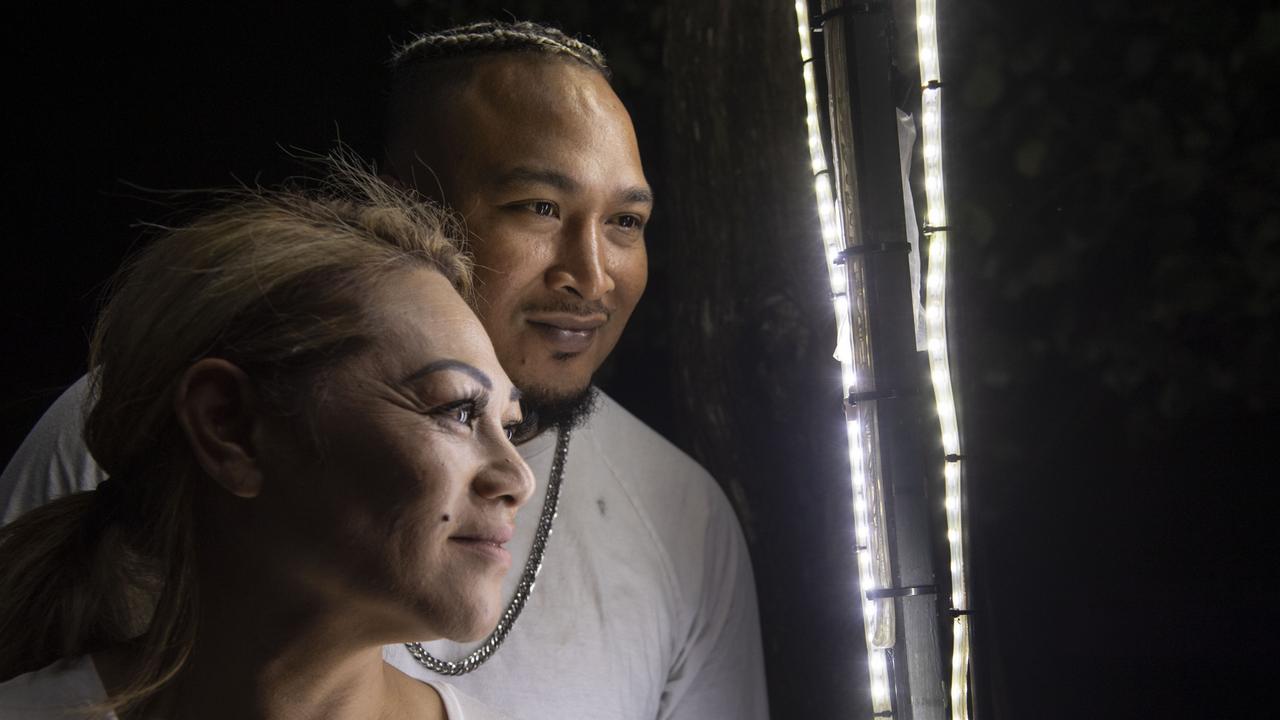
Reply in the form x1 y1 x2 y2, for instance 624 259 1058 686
529 201 558 217
615 214 644 230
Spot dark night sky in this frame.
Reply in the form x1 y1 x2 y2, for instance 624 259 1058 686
3 1 1277 718
1 1 407 442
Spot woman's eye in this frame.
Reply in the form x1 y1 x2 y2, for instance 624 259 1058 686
436 401 477 428
504 424 518 441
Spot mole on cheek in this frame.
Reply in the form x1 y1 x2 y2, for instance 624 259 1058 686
441 514 451 522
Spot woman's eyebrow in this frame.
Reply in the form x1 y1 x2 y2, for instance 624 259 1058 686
404 359 492 389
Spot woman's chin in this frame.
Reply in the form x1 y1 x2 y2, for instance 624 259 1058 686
454 610 503 644
429 593 504 644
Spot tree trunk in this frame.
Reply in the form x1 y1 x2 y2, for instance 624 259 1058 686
663 2 869 715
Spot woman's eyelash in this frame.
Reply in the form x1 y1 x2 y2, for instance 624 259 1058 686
427 392 522 440
432 393 489 428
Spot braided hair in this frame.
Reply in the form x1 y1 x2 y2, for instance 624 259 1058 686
383 20 612 194
390 20 610 80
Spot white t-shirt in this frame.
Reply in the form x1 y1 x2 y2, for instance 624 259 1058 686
1 378 770 720
0 655 502 719
0 656 116 719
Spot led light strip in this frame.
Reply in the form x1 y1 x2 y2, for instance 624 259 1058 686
794 2 895 716
917 2 973 718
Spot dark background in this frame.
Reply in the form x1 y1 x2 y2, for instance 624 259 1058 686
948 3 1279 717
3 1 1277 718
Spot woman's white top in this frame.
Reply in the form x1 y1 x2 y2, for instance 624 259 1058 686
0 655 510 719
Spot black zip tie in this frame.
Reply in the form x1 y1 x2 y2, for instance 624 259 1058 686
812 2 887 31
866 584 938 600
945 453 963 463
848 388 896 405
923 79 945 90
922 225 949 234
836 241 912 264
948 608 973 618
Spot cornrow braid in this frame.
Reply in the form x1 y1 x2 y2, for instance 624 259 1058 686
391 20 610 80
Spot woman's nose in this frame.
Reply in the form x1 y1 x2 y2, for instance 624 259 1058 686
474 442 536 509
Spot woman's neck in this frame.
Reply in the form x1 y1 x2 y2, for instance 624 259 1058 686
103 545 445 720
155 643 440 720
163 616 434 720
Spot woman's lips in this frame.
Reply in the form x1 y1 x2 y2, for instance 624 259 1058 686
450 537 512 566
450 526 515 566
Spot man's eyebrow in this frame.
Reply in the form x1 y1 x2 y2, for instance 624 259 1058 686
620 186 654 206
493 166 579 194
494 167 654 206
405 359 492 390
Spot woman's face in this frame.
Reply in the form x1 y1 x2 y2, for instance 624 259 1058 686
258 267 535 643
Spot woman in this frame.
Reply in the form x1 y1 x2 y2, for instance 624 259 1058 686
0 165 534 719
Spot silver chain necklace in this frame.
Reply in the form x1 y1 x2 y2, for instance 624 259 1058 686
404 427 571 675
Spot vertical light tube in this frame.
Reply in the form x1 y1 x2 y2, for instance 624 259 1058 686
794 1 895 716
917 2 972 719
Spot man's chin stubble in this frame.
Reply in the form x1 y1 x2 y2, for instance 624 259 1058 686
512 384 598 442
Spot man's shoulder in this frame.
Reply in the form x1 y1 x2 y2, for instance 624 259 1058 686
1 375 104 525
581 390 716 487
0 655 112 717
575 390 741 537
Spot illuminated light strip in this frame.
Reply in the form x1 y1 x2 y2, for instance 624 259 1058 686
794 2 895 716
917 2 973 719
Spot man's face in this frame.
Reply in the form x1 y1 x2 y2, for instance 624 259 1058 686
398 57 651 405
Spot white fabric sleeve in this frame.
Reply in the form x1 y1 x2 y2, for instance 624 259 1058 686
0 655 115 719
0 374 105 525
659 493 771 720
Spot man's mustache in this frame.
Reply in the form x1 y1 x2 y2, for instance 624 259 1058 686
523 299 611 317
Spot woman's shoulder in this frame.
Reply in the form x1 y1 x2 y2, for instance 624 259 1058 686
430 680 516 720
0 655 115 719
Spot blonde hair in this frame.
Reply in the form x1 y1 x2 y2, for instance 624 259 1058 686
0 159 470 712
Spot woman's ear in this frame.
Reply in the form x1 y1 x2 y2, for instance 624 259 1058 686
173 358 266 498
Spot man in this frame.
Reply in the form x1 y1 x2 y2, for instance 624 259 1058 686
0 21 769 720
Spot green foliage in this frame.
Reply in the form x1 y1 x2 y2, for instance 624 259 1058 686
947 0 1280 440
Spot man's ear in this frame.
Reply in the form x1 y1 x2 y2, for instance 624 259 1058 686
173 358 266 499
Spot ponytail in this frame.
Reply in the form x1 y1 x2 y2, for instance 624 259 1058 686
0 488 147 680
0 470 198 714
